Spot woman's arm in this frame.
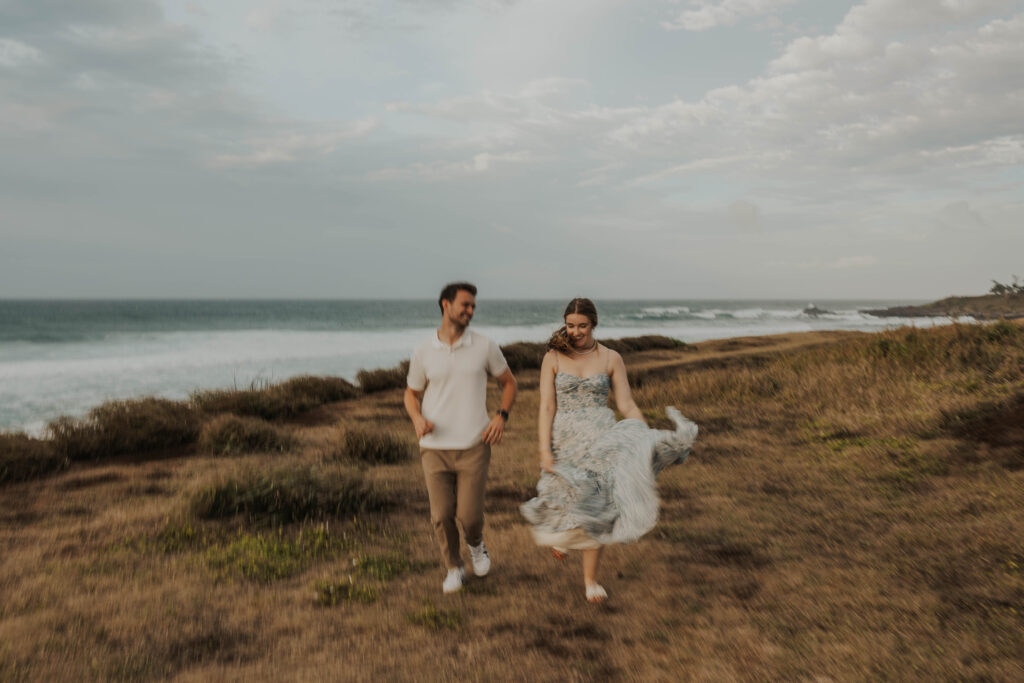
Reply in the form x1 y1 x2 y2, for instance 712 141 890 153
609 349 646 423
537 350 558 472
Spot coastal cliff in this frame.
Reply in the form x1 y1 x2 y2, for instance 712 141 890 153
863 293 1024 320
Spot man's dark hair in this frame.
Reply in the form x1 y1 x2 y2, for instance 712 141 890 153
438 281 477 312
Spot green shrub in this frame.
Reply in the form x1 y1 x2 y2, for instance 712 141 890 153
343 428 412 464
49 398 200 461
189 463 390 524
193 375 358 420
0 432 67 484
357 361 410 394
198 414 293 455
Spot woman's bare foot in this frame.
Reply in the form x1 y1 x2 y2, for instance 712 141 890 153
585 583 607 603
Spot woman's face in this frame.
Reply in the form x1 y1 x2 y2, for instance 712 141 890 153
564 313 595 348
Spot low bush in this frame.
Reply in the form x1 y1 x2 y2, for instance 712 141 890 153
357 360 410 394
0 432 67 484
602 335 686 353
193 375 358 420
500 341 547 371
198 415 294 455
49 397 201 461
343 427 412 464
189 463 390 525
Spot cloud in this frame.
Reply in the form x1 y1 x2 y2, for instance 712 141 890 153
210 118 379 168
365 150 533 181
0 38 43 67
663 0 800 32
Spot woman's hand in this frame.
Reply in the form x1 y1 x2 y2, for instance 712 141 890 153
539 450 556 473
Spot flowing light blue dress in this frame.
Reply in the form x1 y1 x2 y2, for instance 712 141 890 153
520 370 698 548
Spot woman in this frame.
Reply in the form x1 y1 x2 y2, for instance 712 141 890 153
520 298 698 603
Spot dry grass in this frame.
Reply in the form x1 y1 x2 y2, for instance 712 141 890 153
48 397 200 461
357 361 410 394
0 433 66 484
2 323 1023 681
192 375 358 420
197 414 295 456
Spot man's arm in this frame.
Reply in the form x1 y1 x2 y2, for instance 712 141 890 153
404 387 434 439
481 368 517 445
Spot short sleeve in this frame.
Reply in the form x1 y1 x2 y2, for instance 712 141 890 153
486 338 509 377
407 347 427 391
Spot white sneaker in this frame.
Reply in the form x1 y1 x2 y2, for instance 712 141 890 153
468 541 491 576
442 567 465 594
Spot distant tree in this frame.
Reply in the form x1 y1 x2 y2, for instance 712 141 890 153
990 280 1010 296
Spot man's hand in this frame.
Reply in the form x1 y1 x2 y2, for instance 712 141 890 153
539 450 556 473
482 414 506 445
413 415 434 439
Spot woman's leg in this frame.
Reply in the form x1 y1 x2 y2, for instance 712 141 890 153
582 547 604 587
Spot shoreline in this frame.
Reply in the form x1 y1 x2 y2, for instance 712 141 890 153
0 315 973 436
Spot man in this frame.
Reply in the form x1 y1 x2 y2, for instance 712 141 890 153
404 282 517 594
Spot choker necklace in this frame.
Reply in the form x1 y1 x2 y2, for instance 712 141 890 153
570 340 598 356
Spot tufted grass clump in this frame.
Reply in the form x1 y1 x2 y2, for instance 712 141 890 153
49 397 201 461
357 360 410 394
343 427 412 464
0 432 67 484
189 463 390 525
193 375 358 421
198 414 294 455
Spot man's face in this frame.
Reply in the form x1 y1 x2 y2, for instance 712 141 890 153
444 290 476 328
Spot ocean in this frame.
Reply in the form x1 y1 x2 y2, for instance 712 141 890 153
0 298 949 433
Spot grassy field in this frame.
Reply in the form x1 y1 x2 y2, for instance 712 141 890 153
1 324 1022 681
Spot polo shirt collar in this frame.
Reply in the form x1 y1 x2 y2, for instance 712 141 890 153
432 329 473 350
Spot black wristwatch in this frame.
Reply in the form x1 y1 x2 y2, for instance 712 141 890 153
497 409 510 421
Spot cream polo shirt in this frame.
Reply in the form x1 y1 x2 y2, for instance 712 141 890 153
407 329 509 450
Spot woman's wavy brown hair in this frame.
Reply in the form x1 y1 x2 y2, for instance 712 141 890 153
547 298 599 354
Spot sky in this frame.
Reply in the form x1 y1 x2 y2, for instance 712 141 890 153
1 0 1022 300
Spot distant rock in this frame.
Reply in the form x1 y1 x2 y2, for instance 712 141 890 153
802 304 834 317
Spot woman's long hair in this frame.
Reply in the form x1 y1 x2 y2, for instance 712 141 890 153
547 297 599 354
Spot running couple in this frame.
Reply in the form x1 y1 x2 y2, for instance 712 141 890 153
403 282 698 602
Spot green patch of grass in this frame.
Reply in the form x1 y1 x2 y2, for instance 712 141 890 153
0 432 67 484
356 361 409 394
49 397 200 461
342 427 412 464
407 600 462 630
198 414 294 455
189 463 390 525
352 553 431 581
193 375 358 421
313 579 379 606
204 526 349 583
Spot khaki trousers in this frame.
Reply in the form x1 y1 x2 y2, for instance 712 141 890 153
420 443 491 569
